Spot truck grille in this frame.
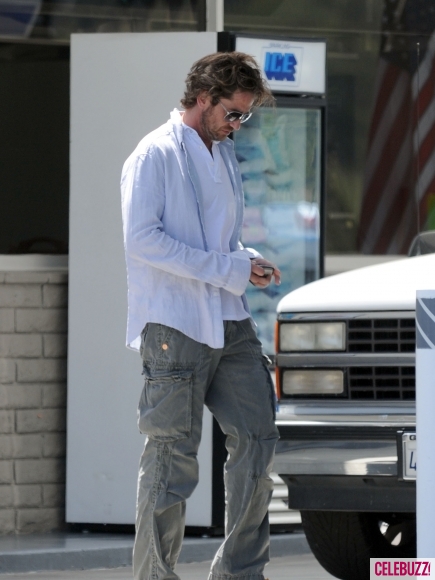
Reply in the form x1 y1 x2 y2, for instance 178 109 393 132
348 319 415 353
348 366 415 400
346 318 415 400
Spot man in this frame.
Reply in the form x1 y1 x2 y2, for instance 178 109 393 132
121 51 281 580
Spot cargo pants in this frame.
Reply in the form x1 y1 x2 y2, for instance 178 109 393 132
133 319 279 580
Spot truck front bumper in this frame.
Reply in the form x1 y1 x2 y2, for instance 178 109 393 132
273 402 416 512
274 436 398 477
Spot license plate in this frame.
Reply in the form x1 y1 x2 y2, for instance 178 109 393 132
401 432 417 481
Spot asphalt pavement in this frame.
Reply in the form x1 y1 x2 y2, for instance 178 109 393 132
0 554 335 579
0 531 311 575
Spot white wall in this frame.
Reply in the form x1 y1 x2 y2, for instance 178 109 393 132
67 32 217 525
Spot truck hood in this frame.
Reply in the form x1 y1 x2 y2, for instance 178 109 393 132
277 253 435 313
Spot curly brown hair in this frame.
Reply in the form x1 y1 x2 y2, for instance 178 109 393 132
180 51 274 109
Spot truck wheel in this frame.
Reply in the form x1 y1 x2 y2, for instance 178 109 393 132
300 511 416 580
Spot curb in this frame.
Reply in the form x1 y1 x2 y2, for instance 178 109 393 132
0 533 310 574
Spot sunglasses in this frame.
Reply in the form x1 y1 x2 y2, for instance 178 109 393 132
218 100 253 123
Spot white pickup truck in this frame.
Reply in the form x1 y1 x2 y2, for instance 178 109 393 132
273 235 434 580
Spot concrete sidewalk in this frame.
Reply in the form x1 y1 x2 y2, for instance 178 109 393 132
0 532 310 575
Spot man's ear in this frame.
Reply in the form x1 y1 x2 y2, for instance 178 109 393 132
197 91 210 110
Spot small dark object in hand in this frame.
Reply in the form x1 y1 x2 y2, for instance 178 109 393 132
260 266 274 277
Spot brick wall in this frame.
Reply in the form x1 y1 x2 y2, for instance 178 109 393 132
0 270 68 534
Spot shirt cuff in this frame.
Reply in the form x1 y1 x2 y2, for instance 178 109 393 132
223 250 252 296
243 247 263 260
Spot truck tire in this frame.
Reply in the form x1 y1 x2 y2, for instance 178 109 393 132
300 511 416 580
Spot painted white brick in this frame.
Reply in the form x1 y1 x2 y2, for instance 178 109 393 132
0 359 15 383
42 384 67 408
16 409 66 434
0 384 41 409
0 334 42 358
16 359 67 383
0 285 41 307
43 433 66 458
14 485 42 507
43 334 67 358
47 273 68 284
16 309 67 333
0 485 13 508
0 436 12 459
11 435 43 459
0 509 15 533
42 285 68 308
0 461 13 484
0 271 69 534
4 273 50 284
42 484 65 507
14 458 65 484
16 507 64 533
0 309 14 332
0 388 6 407
0 411 14 434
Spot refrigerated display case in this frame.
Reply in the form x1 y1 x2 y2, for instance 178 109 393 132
234 104 323 352
218 33 326 354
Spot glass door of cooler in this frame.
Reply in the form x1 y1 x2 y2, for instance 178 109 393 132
234 104 323 354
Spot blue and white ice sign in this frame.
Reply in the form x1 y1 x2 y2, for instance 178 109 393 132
235 37 326 95
264 51 299 82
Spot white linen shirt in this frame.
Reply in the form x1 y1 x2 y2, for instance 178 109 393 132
182 123 249 321
121 109 255 351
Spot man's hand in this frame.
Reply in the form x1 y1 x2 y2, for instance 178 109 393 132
250 259 281 288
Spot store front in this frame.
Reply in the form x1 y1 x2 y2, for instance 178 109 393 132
1 0 435 535
3 0 434 257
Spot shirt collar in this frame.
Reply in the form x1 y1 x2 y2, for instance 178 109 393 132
170 108 224 147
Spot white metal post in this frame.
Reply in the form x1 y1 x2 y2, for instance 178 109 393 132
206 0 224 32
416 290 435 556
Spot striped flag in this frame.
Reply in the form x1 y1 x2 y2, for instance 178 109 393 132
357 0 435 254
0 0 42 37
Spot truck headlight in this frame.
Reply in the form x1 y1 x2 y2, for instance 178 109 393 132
279 322 346 351
282 370 344 395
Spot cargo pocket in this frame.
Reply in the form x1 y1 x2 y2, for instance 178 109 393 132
138 368 194 441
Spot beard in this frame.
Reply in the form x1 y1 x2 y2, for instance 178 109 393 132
199 106 230 143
